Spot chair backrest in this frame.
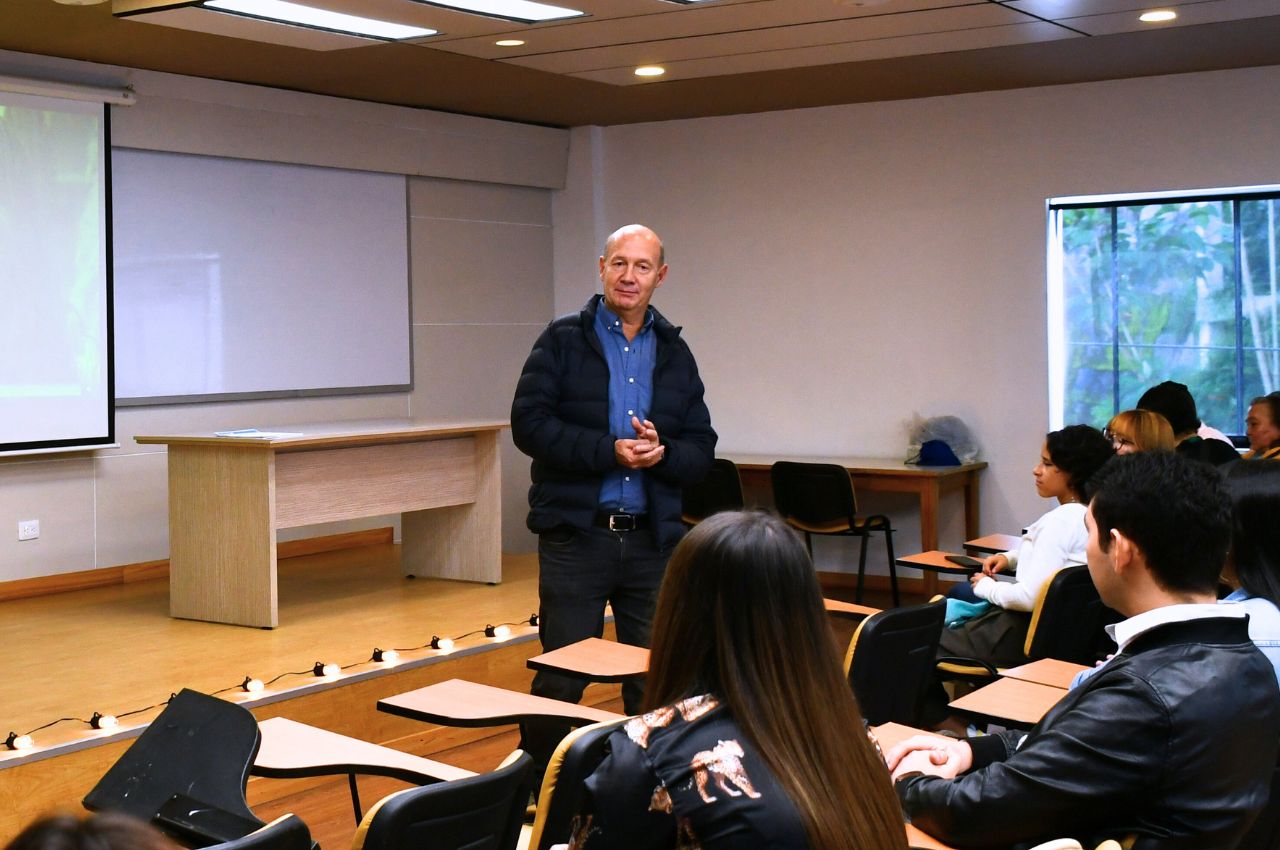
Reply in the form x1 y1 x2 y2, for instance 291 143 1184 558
353 750 534 850
84 688 264 845
770 461 857 530
843 599 946 726
206 816 312 850
526 719 628 850
681 458 745 524
1024 565 1119 665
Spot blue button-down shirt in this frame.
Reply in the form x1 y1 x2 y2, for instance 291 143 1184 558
594 300 656 513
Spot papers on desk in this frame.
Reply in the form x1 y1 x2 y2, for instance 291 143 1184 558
214 429 304 440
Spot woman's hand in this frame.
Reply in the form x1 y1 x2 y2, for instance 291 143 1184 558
981 554 1009 577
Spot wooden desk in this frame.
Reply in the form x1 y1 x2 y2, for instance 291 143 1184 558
823 598 881 619
728 454 986 594
964 533 1021 555
527 638 649 682
949 677 1065 726
1000 658 1090 690
254 717 474 783
896 550 982 576
378 679 625 728
137 420 505 628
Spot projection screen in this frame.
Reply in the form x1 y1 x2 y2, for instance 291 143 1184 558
0 89 113 456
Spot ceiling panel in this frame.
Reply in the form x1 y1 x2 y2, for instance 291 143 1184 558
425 0 982 55
1054 0 1280 35
569 18 1075 83
503 3 1036 74
4 0 1280 126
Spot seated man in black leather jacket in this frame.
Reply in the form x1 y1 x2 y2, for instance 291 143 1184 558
887 452 1280 850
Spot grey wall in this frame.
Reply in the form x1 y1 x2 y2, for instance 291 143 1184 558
0 49 563 582
553 64 1280 575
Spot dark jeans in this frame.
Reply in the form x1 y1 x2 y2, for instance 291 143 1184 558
946 580 982 603
519 523 673 777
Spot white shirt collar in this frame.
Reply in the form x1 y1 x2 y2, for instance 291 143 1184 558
1106 602 1246 655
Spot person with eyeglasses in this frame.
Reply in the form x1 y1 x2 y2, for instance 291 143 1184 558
1105 408 1175 455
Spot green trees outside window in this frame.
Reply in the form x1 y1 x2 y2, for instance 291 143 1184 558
1050 192 1280 437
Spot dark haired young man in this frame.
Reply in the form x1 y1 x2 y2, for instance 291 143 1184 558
888 452 1280 849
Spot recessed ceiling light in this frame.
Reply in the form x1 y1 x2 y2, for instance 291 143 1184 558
201 0 436 40
495 39 525 46
1138 9 1177 22
407 0 584 24
634 66 666 77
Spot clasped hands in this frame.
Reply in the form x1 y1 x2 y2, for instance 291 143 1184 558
885 735 973 782
614 416 664 469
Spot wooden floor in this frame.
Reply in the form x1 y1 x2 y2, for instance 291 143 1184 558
0 540 914 848
0 542 542 750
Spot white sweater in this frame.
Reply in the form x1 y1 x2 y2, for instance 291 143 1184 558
971 502 1088 612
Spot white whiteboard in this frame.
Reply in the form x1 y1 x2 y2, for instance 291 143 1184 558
112 149 411 403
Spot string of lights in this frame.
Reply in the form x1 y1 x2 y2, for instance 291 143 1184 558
5 612 538 752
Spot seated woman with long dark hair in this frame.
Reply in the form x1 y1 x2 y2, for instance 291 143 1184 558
940 424 1113 667
565 511 906 850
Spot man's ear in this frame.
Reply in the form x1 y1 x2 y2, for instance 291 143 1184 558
1110 528 1136 574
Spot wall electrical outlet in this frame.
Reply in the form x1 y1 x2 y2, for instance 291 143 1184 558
18 520 39 541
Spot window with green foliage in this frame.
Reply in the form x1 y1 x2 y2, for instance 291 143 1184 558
1048 189 1280 438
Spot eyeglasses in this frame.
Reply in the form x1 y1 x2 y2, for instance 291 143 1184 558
1104 429 1133 450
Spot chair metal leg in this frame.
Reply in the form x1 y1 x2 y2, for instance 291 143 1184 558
883 525 899 607
856 534 870 604
348 773 363 824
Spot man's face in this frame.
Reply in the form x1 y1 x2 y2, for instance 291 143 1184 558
599 229 666 318
1084 502 1118 609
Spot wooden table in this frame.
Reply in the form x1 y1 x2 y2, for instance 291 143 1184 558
254 717 474 783
378 679 625 728
136 419 505 628
964 533 1021 555
949 676 1065 726
896 550 982 577
728 454 986 594
527 638 649 682
1000 658 1090 689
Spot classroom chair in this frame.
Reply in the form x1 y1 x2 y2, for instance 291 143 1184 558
843 599 946 727
770 461 898 605
680 457 745 526
204 816 312 850
937 565 1117 685
83 688 265 845
353 750 534 850
523 719 628 850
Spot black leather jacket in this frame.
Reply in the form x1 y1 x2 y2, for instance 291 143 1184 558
511 296 716 550
899 616 1280 849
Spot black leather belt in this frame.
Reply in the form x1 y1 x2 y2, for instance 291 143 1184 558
593 511 649 532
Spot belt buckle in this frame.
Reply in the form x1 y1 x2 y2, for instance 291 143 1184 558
608 513 635 532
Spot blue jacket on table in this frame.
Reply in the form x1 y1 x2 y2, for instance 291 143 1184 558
511 295 717 551
898 616 1280 850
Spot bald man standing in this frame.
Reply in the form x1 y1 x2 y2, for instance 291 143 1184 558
511 224 717 770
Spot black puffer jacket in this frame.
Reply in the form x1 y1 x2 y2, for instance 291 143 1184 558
511 296 717 550
899 616 1280 849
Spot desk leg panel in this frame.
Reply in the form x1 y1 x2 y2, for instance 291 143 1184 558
401 430 501 583
167 445 278 628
